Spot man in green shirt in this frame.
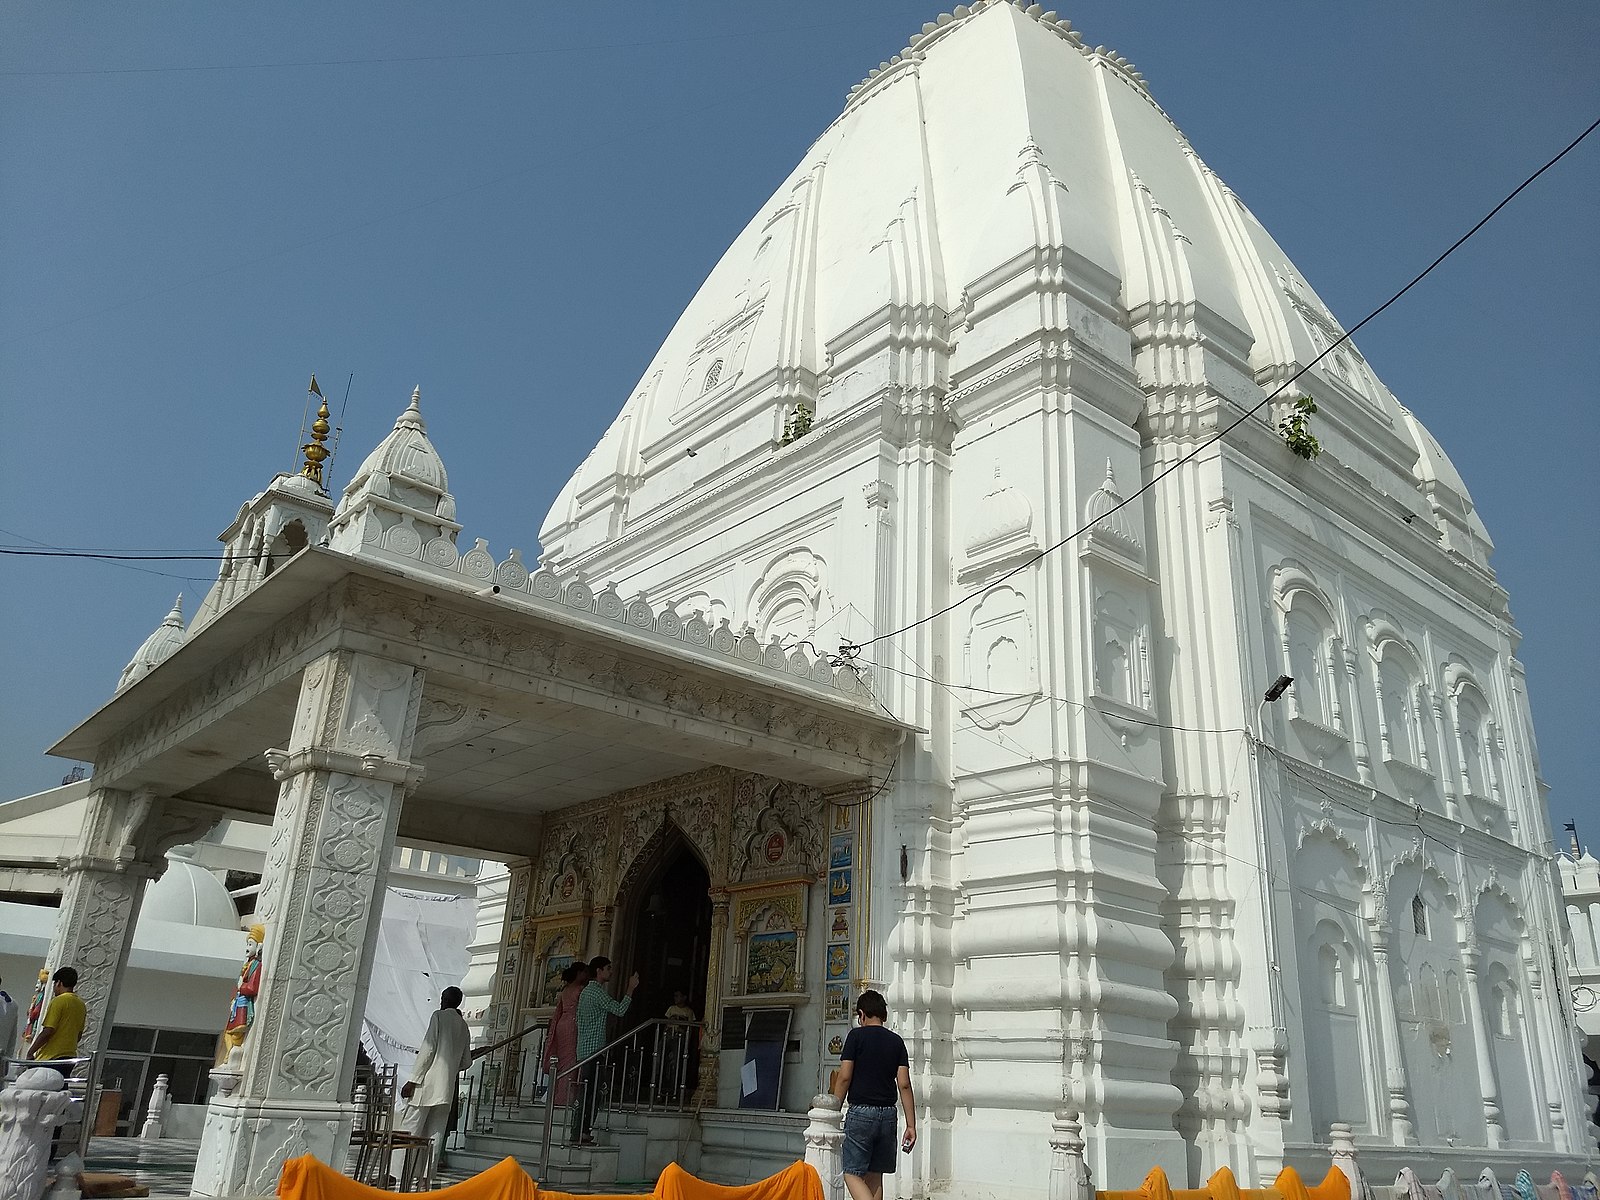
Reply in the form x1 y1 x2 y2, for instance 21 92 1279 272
573 956 638 1145
27 967 86 1069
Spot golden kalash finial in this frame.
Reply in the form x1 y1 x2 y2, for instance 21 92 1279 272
300 374 331 488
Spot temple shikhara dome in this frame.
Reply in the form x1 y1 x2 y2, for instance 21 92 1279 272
30 5 1583 1198
540 0 1486 578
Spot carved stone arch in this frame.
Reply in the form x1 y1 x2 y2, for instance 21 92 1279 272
538 831 597 916
1270 560 1343 729
730 777 827 883
1439 657 1498 812
1363 612 1422 673
1296 819 1377 922
614 812 715 908
747 548 831 646
1440 656 1487 702
1270 559 1339 630
1472 875 1529 949
1387 841 1465 941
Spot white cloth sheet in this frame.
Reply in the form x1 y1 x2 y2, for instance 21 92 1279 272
359 888 475 1086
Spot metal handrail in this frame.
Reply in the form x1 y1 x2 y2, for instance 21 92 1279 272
31 1053 101 1160
458 1017 551 1138
537 1018 699 1179
475 1020 548 1059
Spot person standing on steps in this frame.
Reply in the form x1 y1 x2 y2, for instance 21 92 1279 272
573 956 638 1146
399 987 473 1171
831 989 917 1200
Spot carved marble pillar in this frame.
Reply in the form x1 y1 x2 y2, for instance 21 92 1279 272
191 650 424 1197
1366 916 1417 1145
43 788 218 1057
1340 645 1373 785
1425 691 1461 820
1248 1027 1290 1177
1459 940 1505 1148
693 891 731 1108
1327 1122 1370 1200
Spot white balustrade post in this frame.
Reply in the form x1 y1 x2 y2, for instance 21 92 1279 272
1328 1121 1371 1200
804 1093 845 1200
1048 1111 1093 1200
139 1074 170 1141
0 1068 74 1200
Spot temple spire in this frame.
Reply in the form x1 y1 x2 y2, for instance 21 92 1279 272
299 375 331 489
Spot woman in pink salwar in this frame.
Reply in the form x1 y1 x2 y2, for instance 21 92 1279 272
547 962 590 1106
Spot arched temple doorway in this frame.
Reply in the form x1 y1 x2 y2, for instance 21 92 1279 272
616 831 713 1030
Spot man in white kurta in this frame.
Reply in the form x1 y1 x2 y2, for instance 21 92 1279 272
400 986 473 1166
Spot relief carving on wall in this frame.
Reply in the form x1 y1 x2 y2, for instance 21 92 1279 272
730 777 827 883
523 767 818 933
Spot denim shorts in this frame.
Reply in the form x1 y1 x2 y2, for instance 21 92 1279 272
842 1104 899 1175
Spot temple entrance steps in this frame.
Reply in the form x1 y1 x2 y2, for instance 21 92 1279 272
448 1106 807 1188
449 1110 620 1186
695 1109 809 1185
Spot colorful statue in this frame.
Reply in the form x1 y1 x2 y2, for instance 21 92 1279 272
21 969 47 1041
222 925 265 1054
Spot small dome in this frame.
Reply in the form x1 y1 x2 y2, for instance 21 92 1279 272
1084 461 1141 554
267 471 333 505
116 595 187 692
340 387 449 509
965 466 1035 558
138 847 240 930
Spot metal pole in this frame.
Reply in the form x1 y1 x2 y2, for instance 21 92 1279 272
539 1054 558 1180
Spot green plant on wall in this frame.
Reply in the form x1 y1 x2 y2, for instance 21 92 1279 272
1279 395 1322 460
781 400 814 446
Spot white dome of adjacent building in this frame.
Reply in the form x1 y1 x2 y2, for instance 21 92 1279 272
140 846 240 931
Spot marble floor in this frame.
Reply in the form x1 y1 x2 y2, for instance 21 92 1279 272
79 1137 479 1198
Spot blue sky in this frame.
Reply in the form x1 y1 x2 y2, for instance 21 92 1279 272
2 4 1595 839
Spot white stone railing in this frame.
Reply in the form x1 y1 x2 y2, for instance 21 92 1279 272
803 1093 845 1200
139 1073 170 1140
347 538 878 707
1048 1117 1598 1200
0 1068 73 1200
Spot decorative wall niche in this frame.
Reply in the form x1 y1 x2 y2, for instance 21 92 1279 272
1271 563 1348 763
728 882 809 1001
672 307 760 420
959 464 1038 583
748 548 833 647
1368 628 1436 803
962 585 1039 728
731 780 827 884
1091 588 1150 710
527 917 585 1010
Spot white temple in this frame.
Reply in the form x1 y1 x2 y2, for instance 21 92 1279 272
30 3 1592 1197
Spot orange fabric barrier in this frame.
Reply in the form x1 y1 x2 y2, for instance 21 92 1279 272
276 1154 823 1200
1098 1166 1351 1200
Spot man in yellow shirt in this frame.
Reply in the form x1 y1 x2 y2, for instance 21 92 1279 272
27 967 87 1069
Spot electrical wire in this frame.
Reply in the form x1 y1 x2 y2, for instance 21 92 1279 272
0 19 878 79
842 113 1600 657
0 528 219 582
0 547 226 561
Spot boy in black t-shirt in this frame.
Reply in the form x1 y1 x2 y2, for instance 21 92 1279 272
831 990 917 1200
